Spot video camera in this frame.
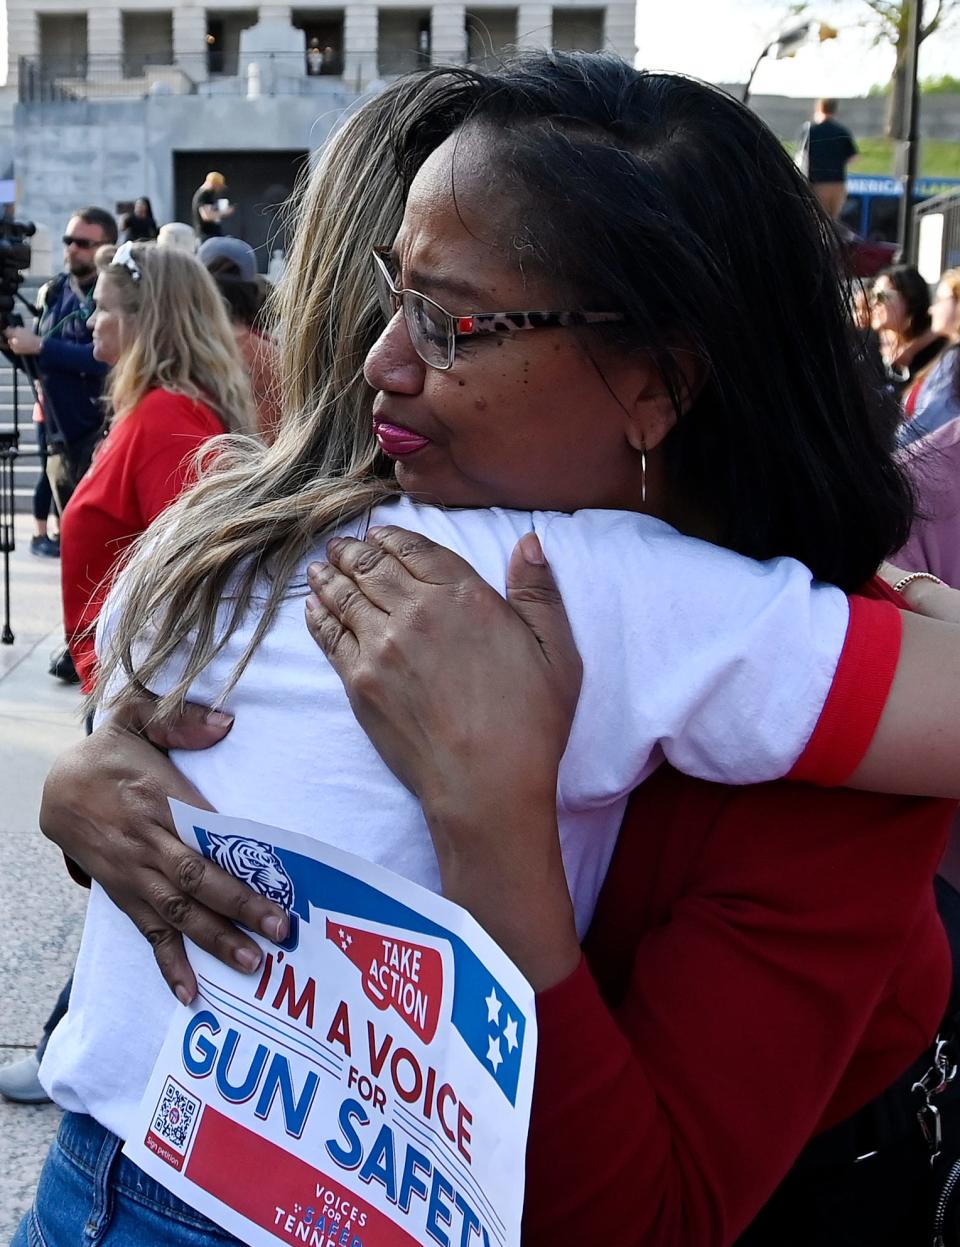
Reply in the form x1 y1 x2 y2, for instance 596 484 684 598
0 218 35 333
0 218 36 643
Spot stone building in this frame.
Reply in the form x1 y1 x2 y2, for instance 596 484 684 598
5 0 637 266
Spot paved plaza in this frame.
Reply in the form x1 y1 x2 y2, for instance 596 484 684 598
0 514 85 1239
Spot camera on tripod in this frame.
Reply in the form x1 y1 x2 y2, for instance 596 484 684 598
0 218 36 334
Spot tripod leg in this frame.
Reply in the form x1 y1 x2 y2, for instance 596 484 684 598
1 450 14 644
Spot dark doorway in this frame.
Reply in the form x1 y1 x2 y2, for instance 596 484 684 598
292 10 345 75
173 149 309 271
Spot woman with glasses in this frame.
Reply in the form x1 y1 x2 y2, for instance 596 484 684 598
871 264 949 397
19 55 960 1247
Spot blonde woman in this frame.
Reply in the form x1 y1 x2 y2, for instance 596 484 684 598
60 241 255 692
900 267 960 447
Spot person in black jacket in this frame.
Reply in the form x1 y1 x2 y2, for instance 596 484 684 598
4 205 117 683
120 197 158 243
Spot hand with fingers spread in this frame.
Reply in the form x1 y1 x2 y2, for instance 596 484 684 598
305 523 584 988
40 697 288 1003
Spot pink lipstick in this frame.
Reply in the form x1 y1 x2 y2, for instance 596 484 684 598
373 420 432 457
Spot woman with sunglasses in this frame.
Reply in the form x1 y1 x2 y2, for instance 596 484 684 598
872 264 949 398
60 241 255 692
19 55 960 1247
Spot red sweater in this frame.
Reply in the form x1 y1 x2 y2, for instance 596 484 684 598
524 582 953 1246
60 389 224 692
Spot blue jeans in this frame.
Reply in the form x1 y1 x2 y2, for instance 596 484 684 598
11 1112 244 1247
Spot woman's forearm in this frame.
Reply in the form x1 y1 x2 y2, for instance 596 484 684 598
423 794 581 991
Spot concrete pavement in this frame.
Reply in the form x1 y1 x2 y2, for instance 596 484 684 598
0 515 86 1239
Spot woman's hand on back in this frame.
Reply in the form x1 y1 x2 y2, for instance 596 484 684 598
40 699 289 1003
304 525 584 988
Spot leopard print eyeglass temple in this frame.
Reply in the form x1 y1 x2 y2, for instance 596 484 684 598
371 247 627 371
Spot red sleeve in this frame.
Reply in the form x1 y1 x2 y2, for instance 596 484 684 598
787 593 902 786
522 773 952 1247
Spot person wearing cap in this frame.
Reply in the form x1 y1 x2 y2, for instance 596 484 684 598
191 171 234 242
198 236 282 441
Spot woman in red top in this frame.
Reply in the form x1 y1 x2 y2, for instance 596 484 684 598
60 242 255 691
26 58 960 1247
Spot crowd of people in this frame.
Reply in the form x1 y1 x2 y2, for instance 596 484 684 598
3 187 279 681
6 49 960 1247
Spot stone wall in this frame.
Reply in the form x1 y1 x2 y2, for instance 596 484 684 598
13 87 358 238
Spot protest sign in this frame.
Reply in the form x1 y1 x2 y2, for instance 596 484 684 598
124 802 537 1247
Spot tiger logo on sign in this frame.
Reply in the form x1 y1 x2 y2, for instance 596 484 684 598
205 832 295 910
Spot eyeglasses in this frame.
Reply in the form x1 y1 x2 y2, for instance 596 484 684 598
871 288 898 305
62 235 99 249
372 247 626 371
111 241 142 283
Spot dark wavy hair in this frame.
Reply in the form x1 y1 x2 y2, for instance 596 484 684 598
877 264 932 340
390 52 913 590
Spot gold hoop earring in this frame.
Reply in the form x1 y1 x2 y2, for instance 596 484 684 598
640 437 647 505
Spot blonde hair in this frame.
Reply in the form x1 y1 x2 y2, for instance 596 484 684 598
939 268 960 331
99 244 255 433
94 77 443 718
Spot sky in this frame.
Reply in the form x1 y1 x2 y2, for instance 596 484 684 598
637 0 960 97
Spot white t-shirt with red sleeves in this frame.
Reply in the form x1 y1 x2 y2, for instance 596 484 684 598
41 495 901 1142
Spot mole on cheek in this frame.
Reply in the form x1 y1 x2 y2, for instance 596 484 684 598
457 379 466 387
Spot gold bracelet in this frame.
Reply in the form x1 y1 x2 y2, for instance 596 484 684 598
892 571 946 594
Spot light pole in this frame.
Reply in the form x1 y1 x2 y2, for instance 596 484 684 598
742 23 810 104
742 22 840 106
895 0 923 261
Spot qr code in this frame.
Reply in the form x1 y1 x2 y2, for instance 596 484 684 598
151 1077 200 1153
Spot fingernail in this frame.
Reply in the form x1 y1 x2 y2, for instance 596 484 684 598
519 533 546 565
305 592 321 617
262 914 288 942
307 560 327 581
235 947 262 972
368 526 387 538
204 709 234 728
175 984 193 1006
327 537 345 555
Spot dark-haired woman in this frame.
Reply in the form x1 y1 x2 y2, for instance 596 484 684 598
872 264 949 398
120 197 158 243
897 268 960 447
21 54 960 1247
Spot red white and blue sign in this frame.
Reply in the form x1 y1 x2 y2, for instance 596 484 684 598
124 802 537 1247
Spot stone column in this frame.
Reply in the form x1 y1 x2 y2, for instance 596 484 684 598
516 3 552 51
431 3 466 65
174 5 208 83
8 3 39 96
603 2 636 61
343 2 378 92
87 6 122 81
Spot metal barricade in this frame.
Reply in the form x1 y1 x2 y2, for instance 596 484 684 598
914 188 960 282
